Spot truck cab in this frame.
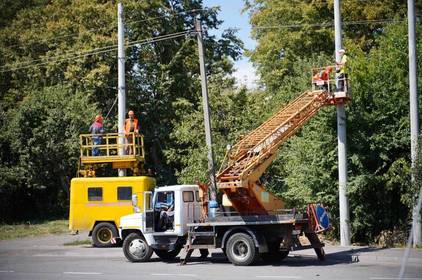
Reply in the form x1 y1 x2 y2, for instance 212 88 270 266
119 185 202 261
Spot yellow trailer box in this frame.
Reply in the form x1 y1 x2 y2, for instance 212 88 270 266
69 176 155 247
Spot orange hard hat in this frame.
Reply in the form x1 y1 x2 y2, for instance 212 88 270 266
95 115 103 123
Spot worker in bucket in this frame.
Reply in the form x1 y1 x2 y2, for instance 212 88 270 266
312 66 333 91
89 115 104 156
124 110 139 155
336 49 348 92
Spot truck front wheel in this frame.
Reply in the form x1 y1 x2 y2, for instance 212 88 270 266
226 233 259 266
123 232 153 262
92 222 117 247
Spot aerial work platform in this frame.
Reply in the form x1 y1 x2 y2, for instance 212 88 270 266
217 70 350 215
79 132 145 177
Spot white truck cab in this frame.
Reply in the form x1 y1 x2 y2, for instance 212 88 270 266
119 184 328 266
119 185 203 262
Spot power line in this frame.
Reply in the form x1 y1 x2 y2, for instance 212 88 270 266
0 31 190 71
252 18 407 29
0 31 191 73
3 8 210 49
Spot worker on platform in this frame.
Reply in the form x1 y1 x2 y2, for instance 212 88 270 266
312 66 333 91
124 110 139 155
89 115 104 156
336 49 348 92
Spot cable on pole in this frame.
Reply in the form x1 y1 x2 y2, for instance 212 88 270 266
2 8 211 49
0 31 190 73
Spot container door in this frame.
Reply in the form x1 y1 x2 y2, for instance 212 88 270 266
143 191 154 233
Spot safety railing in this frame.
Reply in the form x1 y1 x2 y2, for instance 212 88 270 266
79 132 145 162
311 66 349 94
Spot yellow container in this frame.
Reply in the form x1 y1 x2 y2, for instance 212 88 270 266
69 176 155 247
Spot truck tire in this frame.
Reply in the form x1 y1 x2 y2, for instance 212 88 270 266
92 222 117 247
226 232 259 266
123 232 153 262
153 247 182 261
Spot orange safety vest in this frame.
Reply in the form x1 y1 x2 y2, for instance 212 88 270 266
124 118 139 134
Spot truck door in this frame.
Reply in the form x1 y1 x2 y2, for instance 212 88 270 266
143 191 154 233
182 191 195 225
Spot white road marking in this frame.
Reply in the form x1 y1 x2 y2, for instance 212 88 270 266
0 270 14 273
256 276 302 279
151 273 197 277
63 272 103 275
370 278 422 280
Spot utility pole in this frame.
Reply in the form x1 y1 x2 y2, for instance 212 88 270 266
194 17 217 203
117 3 126 177
334 0 351 246
408 0 421 246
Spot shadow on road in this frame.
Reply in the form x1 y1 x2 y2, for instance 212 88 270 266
174 247 389 267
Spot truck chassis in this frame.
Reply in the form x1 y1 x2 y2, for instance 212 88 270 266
181 212 325 265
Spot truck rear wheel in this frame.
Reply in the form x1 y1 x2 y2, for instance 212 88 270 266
123 232 153 262
226 233 259 266
153 247 182 261
92 222 117 247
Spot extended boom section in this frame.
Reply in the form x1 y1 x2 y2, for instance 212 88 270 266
217 90 335 214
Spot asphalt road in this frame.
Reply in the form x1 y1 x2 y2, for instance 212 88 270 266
1 233 421 280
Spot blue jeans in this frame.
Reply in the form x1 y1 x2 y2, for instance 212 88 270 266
92 137 101 156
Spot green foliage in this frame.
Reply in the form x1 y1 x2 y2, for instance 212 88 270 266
0 1 242 221
0 85 97 221
166 74 261 184
243 13 421 242
0 220 68 240
245 0 420 90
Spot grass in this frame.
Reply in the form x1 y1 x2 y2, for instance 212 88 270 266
63 239 91 246
0 220 68 240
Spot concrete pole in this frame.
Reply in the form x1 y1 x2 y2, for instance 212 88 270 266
195 17 217 202
334 0 351 246
408 0 421 246
118 3 126 177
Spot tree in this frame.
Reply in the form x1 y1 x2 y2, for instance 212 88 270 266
245 0 420 91
0 0 242 221
0 85 97 222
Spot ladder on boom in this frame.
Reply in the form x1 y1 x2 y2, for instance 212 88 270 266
217 88 348 215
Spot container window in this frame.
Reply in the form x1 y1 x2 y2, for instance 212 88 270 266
195 190 201 202
117 186 132 200
183 191 194 202
88 187 102 201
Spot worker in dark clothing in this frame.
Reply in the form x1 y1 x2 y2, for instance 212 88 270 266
124 110 139 155
89 115 104 156
159 203 174 230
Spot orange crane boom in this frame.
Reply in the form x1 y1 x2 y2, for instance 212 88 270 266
216 89 347 214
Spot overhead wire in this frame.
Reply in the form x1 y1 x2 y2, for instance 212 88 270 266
0 30 191 72
3 8 209 49
251 18 407 29
1 30 189 70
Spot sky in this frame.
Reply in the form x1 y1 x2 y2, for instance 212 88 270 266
203 0 258 88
